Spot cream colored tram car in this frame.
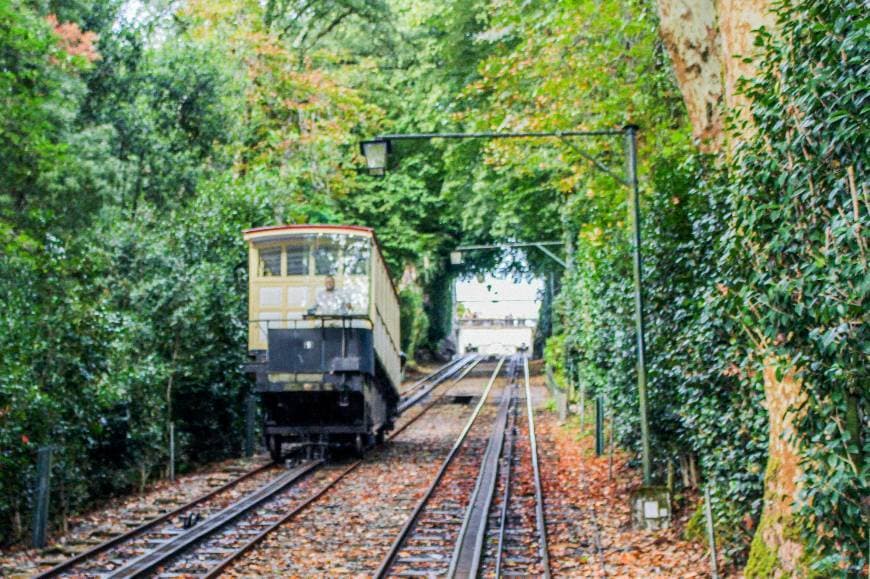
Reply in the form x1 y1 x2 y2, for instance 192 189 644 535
243 224 401 458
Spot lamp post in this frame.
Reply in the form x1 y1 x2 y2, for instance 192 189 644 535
360 125 653 485
359 139 390 176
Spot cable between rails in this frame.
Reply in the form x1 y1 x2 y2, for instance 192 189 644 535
524 356 551 578
374 357 507 579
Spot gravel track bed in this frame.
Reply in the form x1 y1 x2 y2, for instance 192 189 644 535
225 376 503 576
537 410 710 577
160 462 347 576
386 397 502 576
55 463 286 577
3 369 710 578
0 455 271 577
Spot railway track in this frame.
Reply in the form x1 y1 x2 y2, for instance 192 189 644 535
37 462 283 578
40 357 482 578
487 356 550 578
375 355 551 578
398 354 479 413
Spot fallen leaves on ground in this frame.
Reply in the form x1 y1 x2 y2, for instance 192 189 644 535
537 404 715 578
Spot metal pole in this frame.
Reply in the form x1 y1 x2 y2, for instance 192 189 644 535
608 405 615 480
168 422 175 482
594 397 604 456
378 129 625 141
245 394 256 457
32 446 52 548
625 125 652 485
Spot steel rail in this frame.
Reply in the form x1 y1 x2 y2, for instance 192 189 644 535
36 461 277 578
402 355 469 395
524 356 552 578
493 384 520 578
447 378 514 578
108 461 322 578
398 354 478 414
399 355 468 398
374 357 506 579
201 356 487 578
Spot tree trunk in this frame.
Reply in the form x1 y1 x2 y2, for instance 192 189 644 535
745 364 806 576
655 0 776 150
716 0 777 133
655 0 725 150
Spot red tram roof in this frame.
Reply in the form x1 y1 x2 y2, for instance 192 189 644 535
243 224 375 235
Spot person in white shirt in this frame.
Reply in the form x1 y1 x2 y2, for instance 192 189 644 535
314 275 353 315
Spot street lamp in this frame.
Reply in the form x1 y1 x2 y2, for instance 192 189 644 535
359 125 653 487
360 139 390 176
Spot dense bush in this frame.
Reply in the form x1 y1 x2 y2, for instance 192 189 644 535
0 177 287 542
730 1 867 569
0 0 466 543
551 155 770 563
546 0 866 570
399 286 429 362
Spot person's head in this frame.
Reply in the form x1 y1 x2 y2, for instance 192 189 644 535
324 275 336 291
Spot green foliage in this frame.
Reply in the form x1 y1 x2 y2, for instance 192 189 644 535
488 0 865 569
683 501 706 544
0 0 469 542
542 333 566 388
0 1 85 217
462 0 769 565
0 227 115 541
549 0 866 569
399 286 429 360
725 0 867 570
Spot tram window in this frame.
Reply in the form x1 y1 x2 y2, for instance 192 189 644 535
314 236 340 275
343 238 371 275
285 240 309 276
257 246 281 277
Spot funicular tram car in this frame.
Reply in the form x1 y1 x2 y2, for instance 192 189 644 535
244 225 402 459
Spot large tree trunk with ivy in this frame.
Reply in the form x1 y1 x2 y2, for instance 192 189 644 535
746 364 807 575
655 0 812 573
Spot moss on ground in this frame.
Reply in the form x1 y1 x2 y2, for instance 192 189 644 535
683 501 707 544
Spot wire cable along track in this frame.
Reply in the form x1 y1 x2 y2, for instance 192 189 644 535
376 355 551 578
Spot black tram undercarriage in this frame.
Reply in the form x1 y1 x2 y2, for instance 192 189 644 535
247 323 399 459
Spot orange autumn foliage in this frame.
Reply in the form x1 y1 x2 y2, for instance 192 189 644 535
46 14 100 63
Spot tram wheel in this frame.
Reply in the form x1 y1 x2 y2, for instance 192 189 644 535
375 428 385 445
353 433 365 457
